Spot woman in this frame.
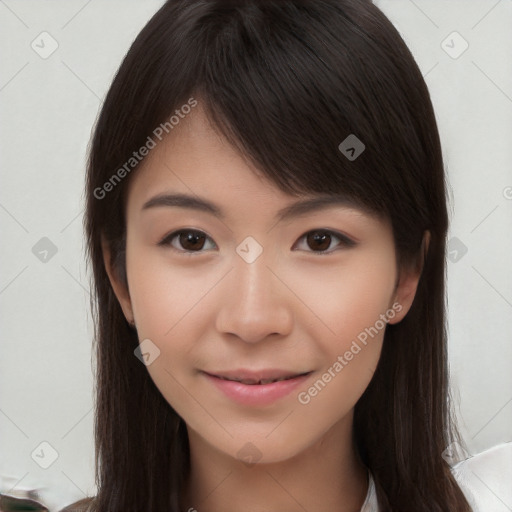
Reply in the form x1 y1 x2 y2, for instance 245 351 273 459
60 0 509 510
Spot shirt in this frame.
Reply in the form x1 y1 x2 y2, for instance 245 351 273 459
360 442 512 511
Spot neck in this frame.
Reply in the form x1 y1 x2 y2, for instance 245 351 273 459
180 412 368 512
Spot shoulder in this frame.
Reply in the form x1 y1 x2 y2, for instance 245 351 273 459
450 442 512 512
58 496 95 512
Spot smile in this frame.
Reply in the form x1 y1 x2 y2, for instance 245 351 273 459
217 375 303 385
201 369 313 406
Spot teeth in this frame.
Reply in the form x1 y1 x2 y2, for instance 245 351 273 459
240 378 260 385
221 376 296 385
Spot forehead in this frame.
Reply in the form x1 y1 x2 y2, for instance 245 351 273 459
124 105 385 229
127 104 269 198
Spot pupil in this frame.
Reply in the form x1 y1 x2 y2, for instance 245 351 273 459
308 231 330 251
181 231 205 250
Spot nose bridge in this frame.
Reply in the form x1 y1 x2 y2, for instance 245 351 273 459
233 235 275 295
236 249 274 306
215 237 293 343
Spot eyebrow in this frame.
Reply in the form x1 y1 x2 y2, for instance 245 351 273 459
141 192 372 223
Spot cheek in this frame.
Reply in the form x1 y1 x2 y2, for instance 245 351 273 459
126 244 218 340
294 272 393 418
284 253 397 347
287 255 395 406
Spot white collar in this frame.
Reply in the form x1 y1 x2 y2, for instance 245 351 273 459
358 442 512 512
360 471 378 512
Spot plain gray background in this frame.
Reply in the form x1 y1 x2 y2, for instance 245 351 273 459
1 1 511 510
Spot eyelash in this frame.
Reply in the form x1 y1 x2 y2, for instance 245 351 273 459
157 229 356 256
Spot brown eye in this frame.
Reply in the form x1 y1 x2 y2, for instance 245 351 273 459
159 229 216 253
179 231 206 251
295 229 356 254
307 231 332 251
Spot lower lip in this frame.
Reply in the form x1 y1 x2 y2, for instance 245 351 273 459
202 372 312 406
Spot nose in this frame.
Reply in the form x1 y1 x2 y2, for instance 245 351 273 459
215 248 294 344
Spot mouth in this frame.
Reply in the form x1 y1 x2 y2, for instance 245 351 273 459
215 375 308 385
201 369 313 406
204 370 312 386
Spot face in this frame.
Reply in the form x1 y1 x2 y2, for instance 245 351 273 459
104 104 421 465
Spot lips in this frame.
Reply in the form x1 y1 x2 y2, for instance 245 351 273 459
204 369 311 386
202 369 313 406
217 375 303 385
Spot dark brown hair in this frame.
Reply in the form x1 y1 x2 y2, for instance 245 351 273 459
75 0 472 510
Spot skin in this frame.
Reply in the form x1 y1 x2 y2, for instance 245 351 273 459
103 102 427 512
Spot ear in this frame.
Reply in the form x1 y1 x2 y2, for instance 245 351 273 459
101 234 134 325
387 230 430 324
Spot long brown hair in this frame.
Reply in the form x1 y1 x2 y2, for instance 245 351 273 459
77 0 472 510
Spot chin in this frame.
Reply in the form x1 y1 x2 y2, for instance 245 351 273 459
207 429 323 467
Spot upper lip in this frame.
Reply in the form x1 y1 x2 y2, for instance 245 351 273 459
203 368 311 384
